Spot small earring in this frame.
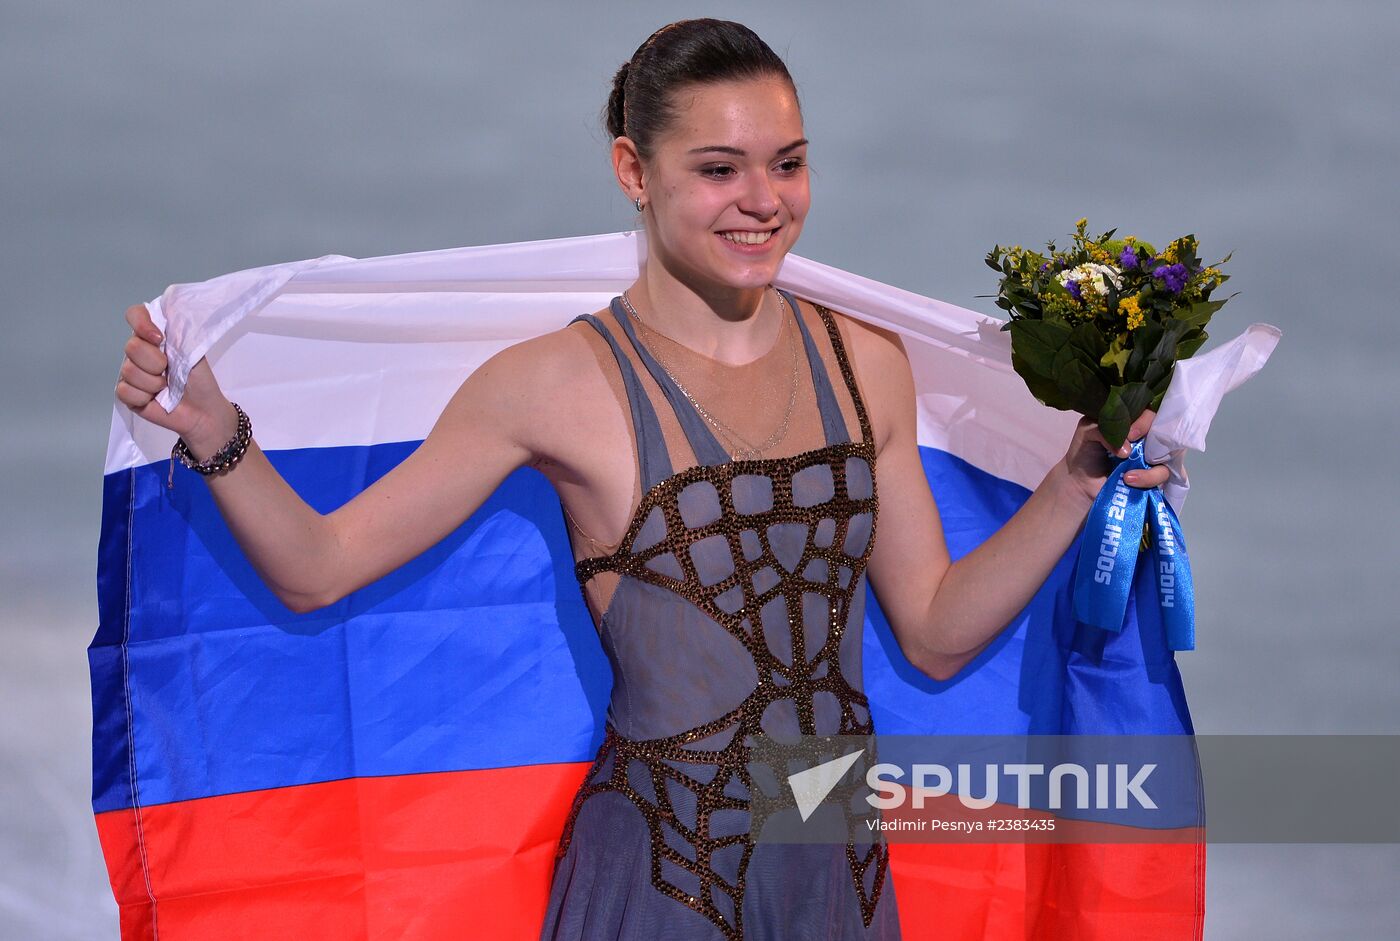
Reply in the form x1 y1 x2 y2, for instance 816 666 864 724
634 195 644 212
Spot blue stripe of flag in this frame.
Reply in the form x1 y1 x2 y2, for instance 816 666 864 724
91 442 1190 813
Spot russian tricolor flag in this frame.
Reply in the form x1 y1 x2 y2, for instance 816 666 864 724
91 230 1279 939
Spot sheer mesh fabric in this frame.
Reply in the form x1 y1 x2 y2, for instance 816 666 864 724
540 290 897 940
562 293 869 624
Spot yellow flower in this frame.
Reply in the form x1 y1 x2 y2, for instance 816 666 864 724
1119 294 1145 330
1161 236 1193 265
1124 235 1137 243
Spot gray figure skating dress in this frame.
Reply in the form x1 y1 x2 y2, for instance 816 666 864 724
541 289 900 940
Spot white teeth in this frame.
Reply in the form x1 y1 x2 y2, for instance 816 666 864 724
719 230 774 245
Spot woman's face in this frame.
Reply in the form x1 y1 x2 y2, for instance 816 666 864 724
635 77 810 294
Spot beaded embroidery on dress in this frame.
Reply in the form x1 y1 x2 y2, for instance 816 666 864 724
540 289 900 940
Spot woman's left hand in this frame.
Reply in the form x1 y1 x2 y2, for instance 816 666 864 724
1057 408 1172 506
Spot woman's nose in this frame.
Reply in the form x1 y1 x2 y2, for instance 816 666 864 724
740 173 781 218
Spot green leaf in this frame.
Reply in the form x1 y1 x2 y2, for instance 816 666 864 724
1009 319 1073 372
1099 388 1132 451
1055 358 1090 407
1047 322 1111 416
1009 320 1077 411
1123 321 1165 382
1068 362 1109 417
1100 345 1131 379
1099 382 1153 449
1012 348 1076 410
1177 329 1209 359
1067 320 1110 363
1140 318 1189 389
1179 298 1225 329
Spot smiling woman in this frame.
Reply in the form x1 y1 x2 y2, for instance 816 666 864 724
537 21 904 940
108 15 1205 941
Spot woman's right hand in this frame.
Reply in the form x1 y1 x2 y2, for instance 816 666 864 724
116 303 236 457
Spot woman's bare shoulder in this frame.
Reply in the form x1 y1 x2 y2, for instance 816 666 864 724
823 305 907 362
473 308 610 391
794 299 910 388
475 308 621 460
798 299 914 452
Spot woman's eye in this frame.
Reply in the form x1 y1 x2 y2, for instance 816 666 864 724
700 159 805 179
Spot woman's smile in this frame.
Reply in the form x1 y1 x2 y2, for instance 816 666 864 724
716 226 781 252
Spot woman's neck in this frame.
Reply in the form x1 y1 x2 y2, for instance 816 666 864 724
627 266 782 366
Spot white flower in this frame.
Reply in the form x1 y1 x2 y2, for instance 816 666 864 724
1056 263 1123 295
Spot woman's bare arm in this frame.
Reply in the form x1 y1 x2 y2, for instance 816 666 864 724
118 303 567 613
839 315 1168 681
222 346 537 612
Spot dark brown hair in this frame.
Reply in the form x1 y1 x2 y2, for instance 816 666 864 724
603 19 798 160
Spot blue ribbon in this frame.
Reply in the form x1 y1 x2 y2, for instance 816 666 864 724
1071 440 1196 651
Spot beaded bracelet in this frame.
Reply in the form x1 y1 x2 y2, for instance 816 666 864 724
167 402 252 489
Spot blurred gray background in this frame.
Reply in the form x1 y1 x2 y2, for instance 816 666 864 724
2 1 1396 938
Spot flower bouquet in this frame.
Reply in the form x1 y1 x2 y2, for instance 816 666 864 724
984 217 1235 450
983 219 1236 650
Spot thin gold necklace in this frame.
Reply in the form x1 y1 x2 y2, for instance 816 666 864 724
620 288 799 460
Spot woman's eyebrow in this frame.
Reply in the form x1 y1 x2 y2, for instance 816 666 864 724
687 138 809 156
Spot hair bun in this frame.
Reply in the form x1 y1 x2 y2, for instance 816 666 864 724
605 60 631 140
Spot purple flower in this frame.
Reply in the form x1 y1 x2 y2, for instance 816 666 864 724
1119 245 1138 269
1040 262 1050 272
1152 262 1189 294
1065 279 1082 300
